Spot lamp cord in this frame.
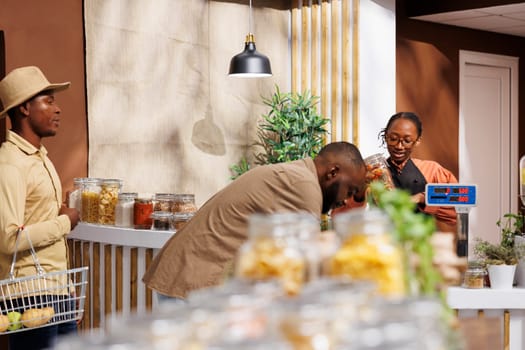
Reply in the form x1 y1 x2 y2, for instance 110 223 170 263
249 0 253 34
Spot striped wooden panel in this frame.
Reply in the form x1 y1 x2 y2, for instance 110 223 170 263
130 248 138 311
92 243 101 328
341 0 350 141
351 0 359 145
291 0 300 92
115 246 123 312
145 249 153 310
104 245 112 318
301 1 310 90
331 0 340 139
320 0 329 128
82 242 91 331
311 1 320 101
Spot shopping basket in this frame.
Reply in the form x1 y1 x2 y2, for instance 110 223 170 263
0 227 88 334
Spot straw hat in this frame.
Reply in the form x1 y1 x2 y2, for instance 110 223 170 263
0 66 70 118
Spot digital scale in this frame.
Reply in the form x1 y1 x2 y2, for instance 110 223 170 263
425 184 477 257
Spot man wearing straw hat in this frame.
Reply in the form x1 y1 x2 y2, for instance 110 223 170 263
0 66 80 349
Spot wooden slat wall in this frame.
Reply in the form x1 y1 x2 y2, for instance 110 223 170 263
68 240 157 331
291 0 358 144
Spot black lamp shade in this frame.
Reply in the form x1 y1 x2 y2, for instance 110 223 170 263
228 41 272 77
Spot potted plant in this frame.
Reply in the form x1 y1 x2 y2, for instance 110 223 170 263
230 85 330 179
473 214 524 289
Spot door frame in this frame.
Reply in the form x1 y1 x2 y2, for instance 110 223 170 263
459 50 519 243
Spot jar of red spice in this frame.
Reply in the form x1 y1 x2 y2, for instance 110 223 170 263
134 197 153 229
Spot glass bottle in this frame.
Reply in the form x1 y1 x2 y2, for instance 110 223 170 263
98 179 123 225
115 192 138 228
235 212 319 296
329 207 405 297
81 178 102 223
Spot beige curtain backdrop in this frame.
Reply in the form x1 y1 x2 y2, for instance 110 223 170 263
84 0 288 205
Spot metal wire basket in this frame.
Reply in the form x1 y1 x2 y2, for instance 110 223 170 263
0 228 88 334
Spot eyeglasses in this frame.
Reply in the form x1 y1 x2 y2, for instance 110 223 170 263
385 135 416 147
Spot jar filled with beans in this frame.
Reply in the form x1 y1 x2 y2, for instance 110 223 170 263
153 193 176 212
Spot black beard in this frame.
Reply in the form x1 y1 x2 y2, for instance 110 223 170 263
321 182 339 214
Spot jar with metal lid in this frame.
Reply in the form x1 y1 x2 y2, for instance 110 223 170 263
235 212 318 296
169 212 195 231
150 211 173 230
364 153 394 189
329 207 405 297
98 179 123 225
154 193 176 212
81 178 102 223
115 192 138 228
463 267 486 289
68 177 85 211
134 197 154 229
172 194 197 213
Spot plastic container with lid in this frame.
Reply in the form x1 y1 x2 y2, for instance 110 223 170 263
364 153 394 189
115 192 138 228
169 212 195 231
98 179 123 225
172 194 198 213
134 197 154 230
150 211 173 231
329 207 405 297
81 178 102 223
235 212 319 296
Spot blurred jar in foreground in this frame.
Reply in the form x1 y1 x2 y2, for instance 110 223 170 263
115 192 138 228
364 153 394 189
235 212 320 296
98 179 123 225
81 178 102 223
134 197 154 229
329 208 405 297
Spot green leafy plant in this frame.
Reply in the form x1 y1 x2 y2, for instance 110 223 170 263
230 85 330 179
368 181 440 296
474 212 524 266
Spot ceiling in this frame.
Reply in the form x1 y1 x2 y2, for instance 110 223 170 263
411 2 525 38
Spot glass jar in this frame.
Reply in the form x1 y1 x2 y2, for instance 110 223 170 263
463 267 486 289
235 212 318 296
134 197 154 229
169 212 195 231
364 153 394 189
329 208 405 297
115 192 138 228
81 178 102 223
98 179 123 225
150 211 173 230
154 193 176 212
68 177 85 211
172 194 197 213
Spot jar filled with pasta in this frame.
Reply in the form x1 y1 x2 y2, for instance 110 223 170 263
80 178 102 223
98 179 123 225
329 208 405 297
235 212 319 296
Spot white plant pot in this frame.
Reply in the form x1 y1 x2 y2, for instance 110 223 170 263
488 264 516 289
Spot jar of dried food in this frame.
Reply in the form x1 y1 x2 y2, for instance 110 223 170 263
169 212 195 231
329 207 405 297
154 193 176 212
364 153 394 189
235 212 318 296
81 178 102 223
134 197 154 230
463 267 486 289
115 192 138 228
98 179 123 225
172 194 197 213
150 211 173 231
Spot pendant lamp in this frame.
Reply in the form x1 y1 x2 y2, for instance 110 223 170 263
228 0 272 77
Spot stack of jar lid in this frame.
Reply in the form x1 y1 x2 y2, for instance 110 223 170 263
149 193 197 231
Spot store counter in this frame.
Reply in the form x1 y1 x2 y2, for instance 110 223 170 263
447 286 525 350
68 223 175 331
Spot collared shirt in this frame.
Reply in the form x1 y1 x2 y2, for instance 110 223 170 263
143 158 322 298
0 130 71 281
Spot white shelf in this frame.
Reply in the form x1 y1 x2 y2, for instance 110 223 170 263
447 286 525 309
68 222 175 249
